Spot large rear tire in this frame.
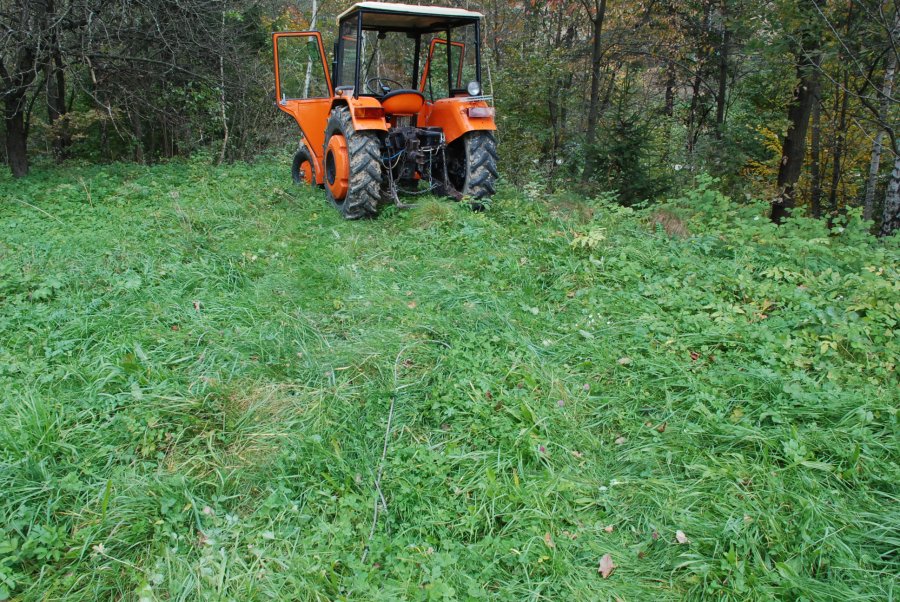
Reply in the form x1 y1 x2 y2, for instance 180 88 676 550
442 131 498 199
323 106 383 219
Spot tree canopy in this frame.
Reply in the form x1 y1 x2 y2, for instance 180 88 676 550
1 0 898 233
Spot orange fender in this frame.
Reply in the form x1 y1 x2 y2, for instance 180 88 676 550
418 98 497 144
278 99 331 185
334 92 389 132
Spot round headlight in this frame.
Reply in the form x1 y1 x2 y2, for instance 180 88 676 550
467 81 481 96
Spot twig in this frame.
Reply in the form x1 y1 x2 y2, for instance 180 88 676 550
361 393 395 564
79 177 93 207
359 340 449 565
13 198 65 224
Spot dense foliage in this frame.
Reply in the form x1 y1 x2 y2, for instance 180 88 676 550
1 0 898 231
1 158 897 600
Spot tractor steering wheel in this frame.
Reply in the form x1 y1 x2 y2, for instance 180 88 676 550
366 77 404 95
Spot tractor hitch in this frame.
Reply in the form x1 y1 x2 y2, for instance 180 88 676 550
381 126 462 207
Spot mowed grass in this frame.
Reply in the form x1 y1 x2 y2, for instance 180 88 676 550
0 156 898 601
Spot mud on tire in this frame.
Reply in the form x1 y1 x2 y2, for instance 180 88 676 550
323 106 383 219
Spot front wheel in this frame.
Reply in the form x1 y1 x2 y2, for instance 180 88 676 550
440 132 498 199
291 145 316 186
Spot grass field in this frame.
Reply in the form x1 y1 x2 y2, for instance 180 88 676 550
1 157 898 601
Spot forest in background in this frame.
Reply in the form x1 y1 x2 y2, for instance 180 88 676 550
1 0 898 234
2 2 899 599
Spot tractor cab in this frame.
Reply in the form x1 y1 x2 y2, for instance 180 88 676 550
273 2 498 219
334 3 482 106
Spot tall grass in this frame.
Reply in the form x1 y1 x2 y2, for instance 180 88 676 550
0 160 897 600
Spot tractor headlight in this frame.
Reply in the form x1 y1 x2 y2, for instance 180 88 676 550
467 81 481 96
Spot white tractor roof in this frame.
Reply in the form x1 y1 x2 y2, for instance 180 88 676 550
337 2 484 27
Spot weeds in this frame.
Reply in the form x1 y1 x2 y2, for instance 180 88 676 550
0 160 897 600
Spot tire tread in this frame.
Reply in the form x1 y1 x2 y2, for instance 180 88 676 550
324 107 383 219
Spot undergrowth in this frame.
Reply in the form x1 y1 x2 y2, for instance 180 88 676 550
0 161 897 601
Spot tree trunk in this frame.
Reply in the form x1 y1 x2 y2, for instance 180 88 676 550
810 90 822 218
131 110 145 163
664 61 676 117
581 0 608 182
301 0 318 99
45 0 69 161
864 51 896 221
46 54 69 160
1 39 37 178
686 71 703 154
714 1 729 139
827 71 849 214
771 54 820 224
217 1 230 165
548 83 560 171
4 94 29 178
881 145 900 237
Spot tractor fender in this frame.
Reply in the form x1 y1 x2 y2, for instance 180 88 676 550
418 98 497 145
297 137 324 186
276 98 332 185
331 95 388 133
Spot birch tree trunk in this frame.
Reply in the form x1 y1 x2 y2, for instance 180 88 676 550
217 2 229 165
863 52 896 221
880 144 900 237
302 0 318 98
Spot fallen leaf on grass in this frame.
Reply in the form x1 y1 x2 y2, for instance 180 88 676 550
617 357 631 365
544 532 555 549
407 301 417 309
656 422 667 433
598 553 616 578
675 530 689 544
614 436 626 445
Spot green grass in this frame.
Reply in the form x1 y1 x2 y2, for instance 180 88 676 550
1 158 898 601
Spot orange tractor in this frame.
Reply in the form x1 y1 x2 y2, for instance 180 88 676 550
273 2 498 219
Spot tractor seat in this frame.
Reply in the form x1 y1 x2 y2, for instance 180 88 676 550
379 89 425 116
